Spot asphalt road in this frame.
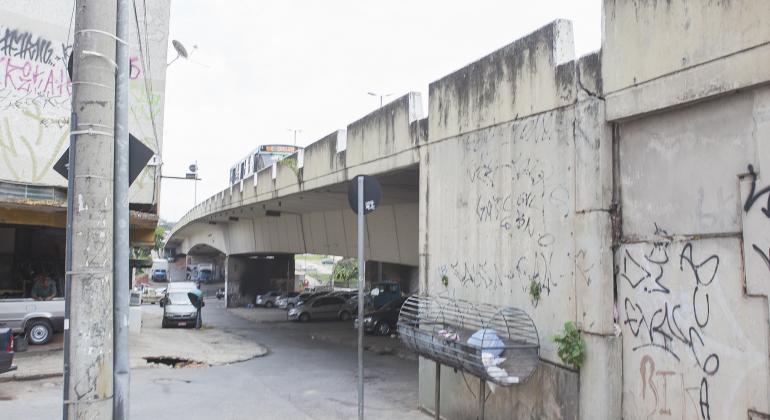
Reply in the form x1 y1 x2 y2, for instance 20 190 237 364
0 299 427 420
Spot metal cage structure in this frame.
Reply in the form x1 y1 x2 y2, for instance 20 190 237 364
397 295 540 419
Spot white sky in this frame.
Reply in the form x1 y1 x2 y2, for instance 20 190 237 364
159 1 601 222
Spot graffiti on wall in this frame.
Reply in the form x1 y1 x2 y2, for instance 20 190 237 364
0 17 161 199
744 164 770 271
620 240 719 419
0 24 71 185
619 234 768 420
434 111 573 307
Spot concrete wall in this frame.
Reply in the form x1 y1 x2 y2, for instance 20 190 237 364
0 0 170 206
615 85 770 420
602 2 770 419
420 20 618 419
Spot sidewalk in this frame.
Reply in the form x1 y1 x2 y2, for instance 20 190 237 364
230 307 416 361
1 305 267 382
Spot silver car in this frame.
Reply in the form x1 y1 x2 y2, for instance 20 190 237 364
276 292 301 309
0 298 64 345
255 291 282 308
288 295 348 322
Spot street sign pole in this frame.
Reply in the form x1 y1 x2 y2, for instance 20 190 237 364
348 174 380 420
357 175 365 420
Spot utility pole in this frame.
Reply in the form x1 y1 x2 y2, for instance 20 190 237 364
64 0 117 418
113 0 131 418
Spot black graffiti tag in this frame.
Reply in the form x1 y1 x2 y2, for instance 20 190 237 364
744 164 770 218
0 26 55 65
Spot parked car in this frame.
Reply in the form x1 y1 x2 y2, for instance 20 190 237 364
338 293 373 320
321 258 335 265
140 287 163 305
355 297 407 336
0 328 16 374
255 291 282 308
151 268 168 282
288 295 348 322
216 288 225 300
161 282 200 328
370 281 402 308
276 292 300 309
295 291 330 307
0 298 64 345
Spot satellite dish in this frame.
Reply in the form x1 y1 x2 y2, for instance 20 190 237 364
172 40 188 59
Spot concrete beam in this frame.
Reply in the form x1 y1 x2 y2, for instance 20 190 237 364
602 0 770 95
428 20 575 142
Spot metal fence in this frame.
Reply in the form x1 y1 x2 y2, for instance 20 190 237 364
398 294 539 385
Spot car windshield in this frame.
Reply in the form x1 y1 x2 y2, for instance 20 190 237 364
167 292 191 305
382 299 404 311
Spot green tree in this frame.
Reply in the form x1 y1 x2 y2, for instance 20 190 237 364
154 225 166 251
332 258 358 288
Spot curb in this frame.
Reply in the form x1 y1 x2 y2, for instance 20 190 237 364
0 372 62 383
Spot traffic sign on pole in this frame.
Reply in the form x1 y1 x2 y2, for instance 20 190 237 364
348 174 381 420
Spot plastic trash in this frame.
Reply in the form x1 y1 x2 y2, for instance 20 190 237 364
467 329 504 356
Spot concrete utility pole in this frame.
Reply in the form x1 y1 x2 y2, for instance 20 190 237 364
64 0 117 418
113 0 131 418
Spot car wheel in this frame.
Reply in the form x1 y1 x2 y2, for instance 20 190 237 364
376 322 391 336
162 319 168 328
266 301 274 308
339 311 351 321
299 313 310 323
26 319 53 345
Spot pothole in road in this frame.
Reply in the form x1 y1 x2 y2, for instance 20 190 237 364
144 356 208 368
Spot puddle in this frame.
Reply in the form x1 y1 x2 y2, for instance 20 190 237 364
144 356 208 368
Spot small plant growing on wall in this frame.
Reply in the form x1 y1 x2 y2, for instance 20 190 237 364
528 279 542 305
552 321 585 369
279 157 300 180
438 265 449 287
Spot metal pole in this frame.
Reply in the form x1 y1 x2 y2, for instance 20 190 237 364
478 378 485 420
66 0 117 417
224 255 229 308
194 160 198 205
435 361 441 420
113 0 130 417
62 112 76 420
356 176 365 420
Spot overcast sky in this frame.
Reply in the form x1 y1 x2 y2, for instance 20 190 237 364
159 1 601 222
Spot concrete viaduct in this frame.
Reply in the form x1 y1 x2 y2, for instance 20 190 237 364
168 2 770 419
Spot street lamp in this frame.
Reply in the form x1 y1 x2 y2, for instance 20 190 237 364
287 128 302 147
367 91 393 108
161 161 201 205
167 39 198 67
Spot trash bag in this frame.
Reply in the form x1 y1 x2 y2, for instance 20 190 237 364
467 328 504 356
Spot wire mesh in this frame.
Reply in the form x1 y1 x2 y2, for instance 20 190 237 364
398 295 539 386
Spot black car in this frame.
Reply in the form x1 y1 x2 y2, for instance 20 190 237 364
357 297 407 336
0 328 17 374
